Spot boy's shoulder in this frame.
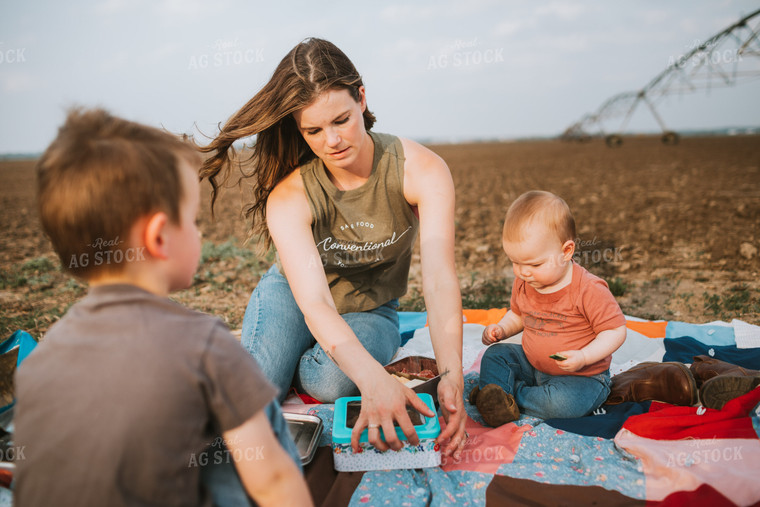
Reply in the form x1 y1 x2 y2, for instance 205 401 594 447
77 282 212 319
35 283 227 357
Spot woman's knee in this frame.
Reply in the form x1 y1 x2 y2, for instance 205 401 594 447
242 269 308 348
296 357 358 402
343 306 401 364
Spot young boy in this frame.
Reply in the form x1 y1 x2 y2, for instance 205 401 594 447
471 190 627 426
14 108 313 506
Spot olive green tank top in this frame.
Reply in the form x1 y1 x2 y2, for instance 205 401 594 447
299 131 419 314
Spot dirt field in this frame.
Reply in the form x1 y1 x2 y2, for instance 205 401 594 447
1 135 759 340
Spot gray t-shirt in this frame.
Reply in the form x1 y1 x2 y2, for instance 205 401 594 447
14 284 277 506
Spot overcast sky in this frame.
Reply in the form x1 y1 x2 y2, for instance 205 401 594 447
1 0 759 154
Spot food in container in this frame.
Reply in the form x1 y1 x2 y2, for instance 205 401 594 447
384 356 441 404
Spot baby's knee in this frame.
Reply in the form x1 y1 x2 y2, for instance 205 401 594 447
481 343 519 368
541 400 589 420
536 391 601 419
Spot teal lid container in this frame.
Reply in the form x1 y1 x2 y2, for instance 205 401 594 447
332 393 440 444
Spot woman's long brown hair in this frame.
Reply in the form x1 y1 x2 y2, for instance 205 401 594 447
198 38 376 248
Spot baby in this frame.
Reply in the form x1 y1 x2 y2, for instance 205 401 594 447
471 190 627 425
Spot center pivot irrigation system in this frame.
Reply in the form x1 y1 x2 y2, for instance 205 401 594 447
562 8 760 146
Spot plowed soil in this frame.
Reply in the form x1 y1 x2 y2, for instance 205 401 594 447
1 135 758 339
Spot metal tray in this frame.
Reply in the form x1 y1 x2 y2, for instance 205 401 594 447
284 412 323 466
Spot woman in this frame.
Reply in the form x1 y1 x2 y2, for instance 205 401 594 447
200 38 466 457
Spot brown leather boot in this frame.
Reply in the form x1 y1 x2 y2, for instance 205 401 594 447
606 362 698 406
468 385 480 405
699 375 760 410
690 355 760 387
475 384 520 427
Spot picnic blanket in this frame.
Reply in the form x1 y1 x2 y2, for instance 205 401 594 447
284 312 760 506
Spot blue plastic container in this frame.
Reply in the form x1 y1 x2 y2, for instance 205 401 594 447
331 393 441 471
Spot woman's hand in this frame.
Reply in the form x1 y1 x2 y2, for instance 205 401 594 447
435 371 467 459
350 370 435 452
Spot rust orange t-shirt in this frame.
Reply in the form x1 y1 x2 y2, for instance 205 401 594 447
510 262 626 376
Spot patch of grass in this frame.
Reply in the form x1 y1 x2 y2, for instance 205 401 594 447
607 277 628 297
194 238 274 291
641 277 667 289
462 278 510 309
193 269 215 286
398 288 425 312
398 277 511 312
26 273 55 290
0 305 68 340
632 293 649 304
703 284 760 320
200 238 256 265
0 269 28 289
64 278 87 293
0 256 58 289
676 292 695 312
21 256 56 273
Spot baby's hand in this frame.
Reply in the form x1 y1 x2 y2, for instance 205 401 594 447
482 324 505 345
554 350 586 372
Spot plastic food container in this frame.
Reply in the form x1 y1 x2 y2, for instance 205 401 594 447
384 356 441 405
331 393 441 472
284 412 323 466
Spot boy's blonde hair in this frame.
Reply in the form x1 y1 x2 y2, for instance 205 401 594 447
37 108 201 279
503 190 576 244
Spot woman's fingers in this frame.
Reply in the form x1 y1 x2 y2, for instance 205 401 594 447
378 418 404 451
367 422 390 452
406 389 435 418
435 376 467 457
353 395 432 451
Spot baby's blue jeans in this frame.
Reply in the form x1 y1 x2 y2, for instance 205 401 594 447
479 342 611 420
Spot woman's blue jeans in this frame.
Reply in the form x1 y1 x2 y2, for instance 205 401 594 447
241 264 402 403
479 342 611 419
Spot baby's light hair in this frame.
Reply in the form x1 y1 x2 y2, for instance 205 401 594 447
502 190 576 245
